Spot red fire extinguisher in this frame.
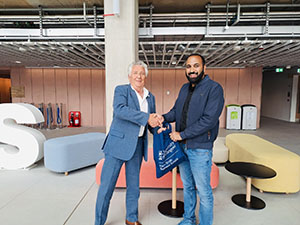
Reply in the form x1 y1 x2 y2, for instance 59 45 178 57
68 111 81 127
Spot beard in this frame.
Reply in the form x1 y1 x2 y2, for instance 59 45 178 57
185 70 205 85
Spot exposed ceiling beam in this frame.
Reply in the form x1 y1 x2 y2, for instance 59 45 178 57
0 40 300 68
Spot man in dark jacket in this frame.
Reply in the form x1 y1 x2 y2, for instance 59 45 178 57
163 54 224 225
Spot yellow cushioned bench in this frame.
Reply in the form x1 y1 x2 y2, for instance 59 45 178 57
226 133 300 193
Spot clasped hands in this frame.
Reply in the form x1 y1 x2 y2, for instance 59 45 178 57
148 114 182 142
148 113 164 128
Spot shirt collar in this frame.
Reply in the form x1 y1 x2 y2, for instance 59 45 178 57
131 85 149 101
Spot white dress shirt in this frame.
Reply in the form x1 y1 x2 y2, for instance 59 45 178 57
131 86 149 137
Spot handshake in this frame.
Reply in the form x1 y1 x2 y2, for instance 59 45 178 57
147 113 182 141
147 113 164 128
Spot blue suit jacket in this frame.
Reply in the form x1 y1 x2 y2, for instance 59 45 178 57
163 75 224 150
102 84 156 161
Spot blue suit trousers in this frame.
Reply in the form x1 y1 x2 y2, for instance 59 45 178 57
95 138 144 225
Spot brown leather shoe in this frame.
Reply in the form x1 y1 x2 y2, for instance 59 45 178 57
125 219 142 225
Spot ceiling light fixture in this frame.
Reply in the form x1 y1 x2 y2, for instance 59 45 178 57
178 44 185 51
258 45 264 50
233 46 241 51
18 47 26 52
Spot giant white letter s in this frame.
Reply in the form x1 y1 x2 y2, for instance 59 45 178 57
0 103 46 169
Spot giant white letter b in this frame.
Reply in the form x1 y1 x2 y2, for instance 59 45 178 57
0 103 46 169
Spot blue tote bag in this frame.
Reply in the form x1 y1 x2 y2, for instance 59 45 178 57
153 123 187 178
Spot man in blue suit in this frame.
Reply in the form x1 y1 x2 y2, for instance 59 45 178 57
95 61 163 225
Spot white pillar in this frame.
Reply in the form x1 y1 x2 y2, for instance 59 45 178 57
290 75 299 122
104 0 138 132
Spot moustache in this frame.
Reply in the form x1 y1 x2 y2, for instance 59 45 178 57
187 71 198 76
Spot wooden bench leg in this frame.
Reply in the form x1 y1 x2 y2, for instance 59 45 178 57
246 177 252 202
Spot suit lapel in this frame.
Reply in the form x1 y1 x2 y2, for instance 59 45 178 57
129 85 140 111
146 94 152 113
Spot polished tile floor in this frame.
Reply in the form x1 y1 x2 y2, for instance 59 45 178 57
0 117 299 225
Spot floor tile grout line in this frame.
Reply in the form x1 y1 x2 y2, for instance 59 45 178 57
0 173 47 211
63 181 96 225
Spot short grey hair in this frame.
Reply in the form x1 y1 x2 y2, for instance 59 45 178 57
128 61 148 77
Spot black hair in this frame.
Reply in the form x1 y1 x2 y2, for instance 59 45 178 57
186 53 206 67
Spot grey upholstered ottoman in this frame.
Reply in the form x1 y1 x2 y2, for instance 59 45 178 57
44 132 105 175
212 137 229 163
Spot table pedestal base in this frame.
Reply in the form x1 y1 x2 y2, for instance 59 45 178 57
158 200 184 217
232 194 266 210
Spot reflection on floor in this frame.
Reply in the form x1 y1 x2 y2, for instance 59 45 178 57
0 117 299 225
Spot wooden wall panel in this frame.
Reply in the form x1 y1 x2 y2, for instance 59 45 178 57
43 69 56 126
8 67 262 128
4 79 11 103
150 70 164 115
226 69 239 105
91 69 105 127
55 69 68 126
79 69 92 126
251 67 263 128
102 70 106 127
10 68 21 103
213 69 227 94
31 69 44 104
44 69 56 104
0 79 4 102
213 69 227 128
0 78 11 103
163 70 176 113
175 69 186 97
207 69 214 80
145 70 152 90
238 68 252 104
67 69 80 111
20 68 32 103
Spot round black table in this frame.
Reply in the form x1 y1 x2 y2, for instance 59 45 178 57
225 162 276 210
157 167 184 217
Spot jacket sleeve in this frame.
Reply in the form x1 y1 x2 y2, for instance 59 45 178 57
180 84 224 140
113 86 149 126
148 95 158 134
163 86 184 123
163 102 176 123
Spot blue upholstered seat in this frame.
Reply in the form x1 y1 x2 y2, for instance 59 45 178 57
44 132 105 174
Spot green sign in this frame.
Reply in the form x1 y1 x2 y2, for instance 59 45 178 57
231 111 238 120
297 68 300 73
275 68 283 72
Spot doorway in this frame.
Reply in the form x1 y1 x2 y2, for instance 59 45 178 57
0 70 12 103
